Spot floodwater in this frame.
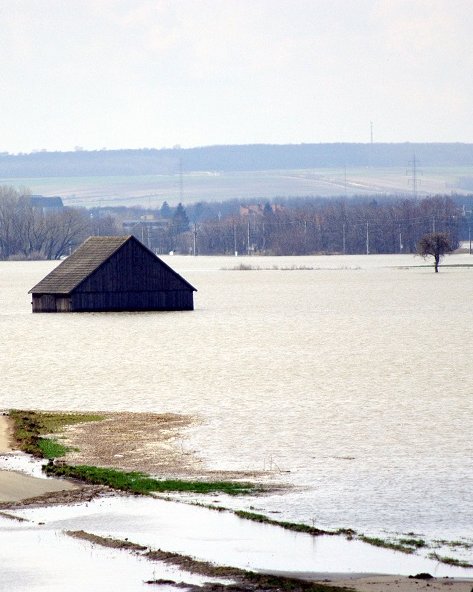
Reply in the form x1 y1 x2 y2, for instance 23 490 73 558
10 496 473 579
1 253 472 560
0 510 230 592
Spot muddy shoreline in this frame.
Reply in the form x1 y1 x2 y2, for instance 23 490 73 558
1 412 472 592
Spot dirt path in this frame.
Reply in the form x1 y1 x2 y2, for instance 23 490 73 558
0 414 13 453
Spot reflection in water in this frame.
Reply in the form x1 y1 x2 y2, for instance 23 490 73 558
1 254 472 549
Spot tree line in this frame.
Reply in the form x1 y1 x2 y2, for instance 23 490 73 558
2 143 473 177
0 186 116 260
122 194 462 256
0 185 466 259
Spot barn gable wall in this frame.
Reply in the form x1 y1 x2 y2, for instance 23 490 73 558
75 239 191 294
71 290 193 312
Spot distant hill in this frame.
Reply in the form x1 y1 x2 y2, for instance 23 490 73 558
1 143 473 178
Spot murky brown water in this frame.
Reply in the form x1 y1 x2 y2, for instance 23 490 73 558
1 253 472 547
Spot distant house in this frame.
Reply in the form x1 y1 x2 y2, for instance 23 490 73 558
239 204 285 217
29 195 64 213
29 235 196 313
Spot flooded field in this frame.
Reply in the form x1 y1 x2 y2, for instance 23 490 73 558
10 496 473 579
1 253 472 558
2 166 471 207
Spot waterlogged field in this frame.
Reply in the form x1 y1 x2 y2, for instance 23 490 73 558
1 166 472 207
0 253 472 563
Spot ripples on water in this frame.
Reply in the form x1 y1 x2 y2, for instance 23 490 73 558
1 254 472 547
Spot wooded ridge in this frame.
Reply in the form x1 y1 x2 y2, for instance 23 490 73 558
2 143 473 177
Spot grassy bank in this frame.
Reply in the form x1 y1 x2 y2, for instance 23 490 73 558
358 535 421 555
44 463 256 495
10 409 258 496
9 410 103 458
428 553 473 569
234 510 331 536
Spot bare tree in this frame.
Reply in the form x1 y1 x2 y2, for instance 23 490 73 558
0 185 93 260
42 208 91 259
0 186 24 258
416 232 456 272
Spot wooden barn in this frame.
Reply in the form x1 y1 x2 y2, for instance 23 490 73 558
29 235 196 313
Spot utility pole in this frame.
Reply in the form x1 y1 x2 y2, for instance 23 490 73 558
233 221 238 256
342 222 346 254
366 221 370 255
464 207 472 255
247 219 250 256
193 223 197 256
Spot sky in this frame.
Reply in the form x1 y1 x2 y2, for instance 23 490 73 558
1 0 473 154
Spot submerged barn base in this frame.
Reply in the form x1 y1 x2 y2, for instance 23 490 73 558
31 290 194 312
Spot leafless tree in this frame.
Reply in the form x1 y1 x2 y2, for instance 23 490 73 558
416 232 456 272
0 185 93 260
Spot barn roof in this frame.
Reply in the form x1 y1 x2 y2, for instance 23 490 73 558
29 235 196 295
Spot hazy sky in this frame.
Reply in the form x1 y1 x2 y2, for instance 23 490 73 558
1 0 473 153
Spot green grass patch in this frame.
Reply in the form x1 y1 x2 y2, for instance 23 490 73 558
359 535 415 554
234 511 329 536
335 527 357 538
433 539 473 549
37 438 71 459
9 410 104 458
398 537 427 549
428 553 473 568
44 463 256 496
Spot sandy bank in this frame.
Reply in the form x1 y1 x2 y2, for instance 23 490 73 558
57 411 263 481
0 413 13 453
0 469 77 502
315 574 473 592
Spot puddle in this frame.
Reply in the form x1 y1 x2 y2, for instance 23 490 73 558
0 452 47 479
11 496 473 579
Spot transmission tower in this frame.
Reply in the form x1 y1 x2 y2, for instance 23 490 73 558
369 121 374 167
407 153 422 198
179 157 184 202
